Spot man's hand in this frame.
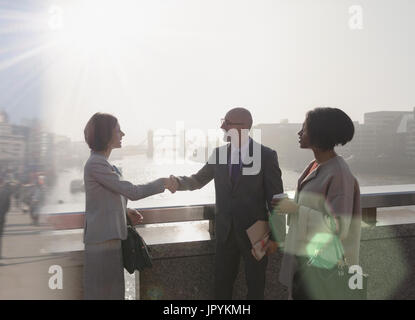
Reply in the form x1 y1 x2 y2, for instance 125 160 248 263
164 175 179 193
264 240 278 256
127 208 144 225
271 198 299 215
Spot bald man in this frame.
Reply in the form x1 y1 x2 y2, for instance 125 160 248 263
171 107 284 300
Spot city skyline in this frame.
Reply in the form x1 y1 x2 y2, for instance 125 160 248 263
2 106 415 144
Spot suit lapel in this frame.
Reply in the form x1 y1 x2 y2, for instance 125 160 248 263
298 161 319 190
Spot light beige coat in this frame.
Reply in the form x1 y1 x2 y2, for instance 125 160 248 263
279 156 362 291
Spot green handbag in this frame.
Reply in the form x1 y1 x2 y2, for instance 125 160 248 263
292 212 367 300
306 213 345 269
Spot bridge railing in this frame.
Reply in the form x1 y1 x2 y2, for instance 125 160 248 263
46 184 415 233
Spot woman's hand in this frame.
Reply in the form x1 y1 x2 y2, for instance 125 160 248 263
271 198 299 215
127 208 144 225
163 176 178 193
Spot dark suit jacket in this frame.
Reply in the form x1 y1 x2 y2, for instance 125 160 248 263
176 139 285 249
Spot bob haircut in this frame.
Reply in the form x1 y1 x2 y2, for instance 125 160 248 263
305 107 354 151
84 112 118 151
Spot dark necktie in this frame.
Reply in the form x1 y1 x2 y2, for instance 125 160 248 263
230 151 241 185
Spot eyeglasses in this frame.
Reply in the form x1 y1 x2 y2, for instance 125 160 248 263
221 118 245 126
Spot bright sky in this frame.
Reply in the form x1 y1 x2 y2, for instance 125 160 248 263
0 0 414 145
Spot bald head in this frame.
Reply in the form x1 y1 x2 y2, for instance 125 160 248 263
225 107 253 129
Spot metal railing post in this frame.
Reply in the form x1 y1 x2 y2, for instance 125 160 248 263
362 207 377 226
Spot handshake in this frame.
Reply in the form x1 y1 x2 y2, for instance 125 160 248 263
163 175 179 193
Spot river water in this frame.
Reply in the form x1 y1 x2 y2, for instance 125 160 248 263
42 154 303 213
42 153 415 214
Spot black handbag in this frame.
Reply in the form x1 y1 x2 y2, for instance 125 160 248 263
292 212 368 300
121 216 153 274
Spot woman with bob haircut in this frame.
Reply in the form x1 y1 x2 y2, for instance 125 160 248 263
83 112 176 300
273 107 362 299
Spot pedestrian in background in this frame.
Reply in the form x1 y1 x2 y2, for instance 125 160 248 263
0 176 12 259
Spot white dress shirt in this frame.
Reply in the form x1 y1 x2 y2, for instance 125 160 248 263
229 136 251 165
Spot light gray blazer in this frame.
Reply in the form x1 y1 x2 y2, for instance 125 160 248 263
279 155 362 290
83 152 165 244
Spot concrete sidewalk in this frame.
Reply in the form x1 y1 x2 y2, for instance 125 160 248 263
0 206 84 299
0 205 136 300
1 206 51 259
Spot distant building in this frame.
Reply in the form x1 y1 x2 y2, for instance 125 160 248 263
255 108 415 171
348 122 376 160
253 122 312 170
0 111 63 183
404 108 415 159
0 111 26 173
0 111 8 123
363 110 413 160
